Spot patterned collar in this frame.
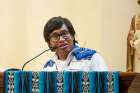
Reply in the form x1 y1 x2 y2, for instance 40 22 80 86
43 45 96 68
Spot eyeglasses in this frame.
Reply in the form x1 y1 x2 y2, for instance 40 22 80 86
49 31 70 41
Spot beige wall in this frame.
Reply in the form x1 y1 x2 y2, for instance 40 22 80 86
102 0 139 71
0 0 139 71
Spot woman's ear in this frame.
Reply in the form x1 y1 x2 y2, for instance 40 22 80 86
47 41 56 52
47 41 51 48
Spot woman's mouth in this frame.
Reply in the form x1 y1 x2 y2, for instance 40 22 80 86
60 44 68 49
58 43 68 49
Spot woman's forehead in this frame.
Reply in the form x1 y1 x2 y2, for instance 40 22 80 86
52 24 69 33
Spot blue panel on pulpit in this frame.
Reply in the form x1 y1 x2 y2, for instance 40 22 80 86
4 71 119 93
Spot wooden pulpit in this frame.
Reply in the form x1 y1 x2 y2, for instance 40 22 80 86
119 72 140 93
0 72 3 93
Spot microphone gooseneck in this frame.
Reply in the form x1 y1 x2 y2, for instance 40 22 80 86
21 47 54 71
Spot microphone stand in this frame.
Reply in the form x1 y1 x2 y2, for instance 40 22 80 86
21 48 52 71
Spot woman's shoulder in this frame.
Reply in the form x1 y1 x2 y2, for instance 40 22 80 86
43 59 55 68
72 46 97 60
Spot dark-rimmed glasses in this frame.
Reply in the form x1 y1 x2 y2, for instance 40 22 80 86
49 31 70 41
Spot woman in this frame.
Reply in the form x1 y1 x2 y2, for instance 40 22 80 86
43 16 108 71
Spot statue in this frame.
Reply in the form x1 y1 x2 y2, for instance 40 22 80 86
126 0 140 72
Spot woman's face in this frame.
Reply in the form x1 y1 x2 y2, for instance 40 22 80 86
48 24 74 53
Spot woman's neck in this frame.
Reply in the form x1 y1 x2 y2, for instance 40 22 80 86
56 46 74 60
56 50 69 60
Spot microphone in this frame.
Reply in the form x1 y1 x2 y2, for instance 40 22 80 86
21 47 55 71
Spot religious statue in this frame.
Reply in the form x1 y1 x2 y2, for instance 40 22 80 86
127 0 140 72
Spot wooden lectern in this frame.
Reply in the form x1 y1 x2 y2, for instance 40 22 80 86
0 72 140 93
0 72 3 93
119 72 140 93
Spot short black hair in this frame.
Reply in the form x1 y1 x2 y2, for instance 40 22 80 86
43 16 77 43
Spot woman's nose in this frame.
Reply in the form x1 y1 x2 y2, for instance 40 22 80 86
59 36 65 41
